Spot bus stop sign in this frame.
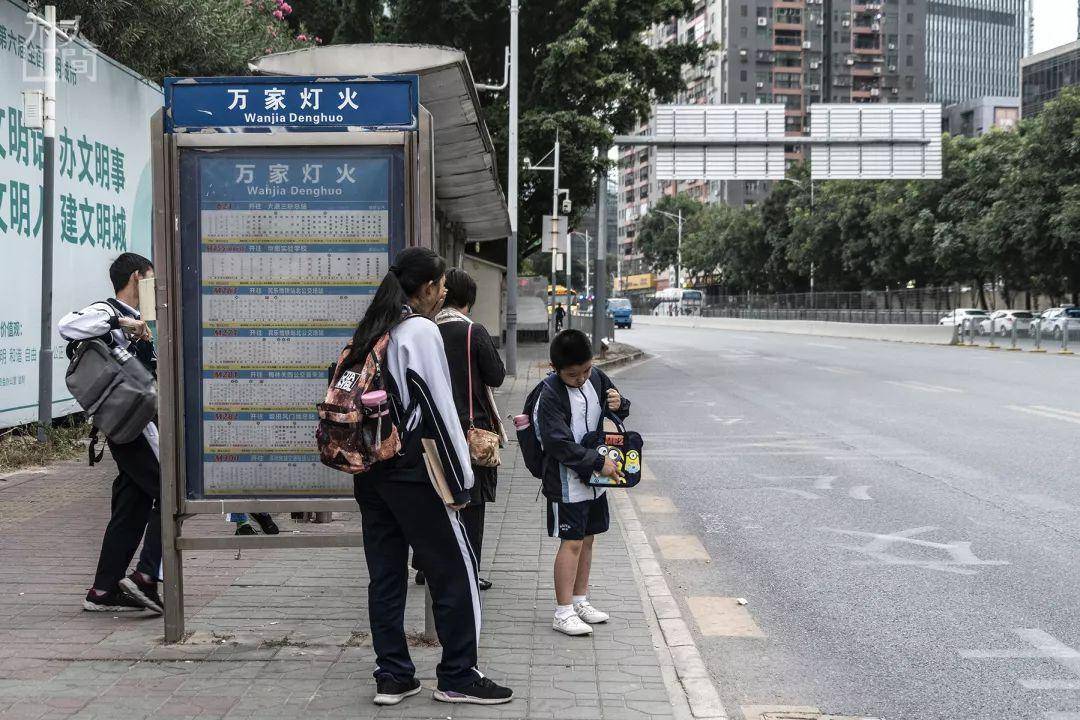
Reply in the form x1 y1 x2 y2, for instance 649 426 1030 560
165 75 419 132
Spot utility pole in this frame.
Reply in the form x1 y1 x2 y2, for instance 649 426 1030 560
676 208 682 288
652 207 684 290
505 0 519 374
591 154 609 355
28 6 61 443
550 130 560 322
584 230 590 301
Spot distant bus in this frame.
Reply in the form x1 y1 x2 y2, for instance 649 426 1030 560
651 288 704 316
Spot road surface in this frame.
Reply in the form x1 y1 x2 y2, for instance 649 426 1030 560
609 323 1080 720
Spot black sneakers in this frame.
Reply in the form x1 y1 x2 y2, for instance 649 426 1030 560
235 523 257 536
82 588 146 613
434 676 514 705
373 676 422 706
251 513 279 535
119 573 164 614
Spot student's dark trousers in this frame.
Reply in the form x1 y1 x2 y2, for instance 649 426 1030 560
461 502 485 561
354 476 481 691
93 433 161 591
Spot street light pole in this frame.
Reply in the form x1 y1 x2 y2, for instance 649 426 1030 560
591 154 609 355
551 130 560 322
676 208 682 288
28 5 62 443
570 230 591 301
651 207 684 290
505 0 519 374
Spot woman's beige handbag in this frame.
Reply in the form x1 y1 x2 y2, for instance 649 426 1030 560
466 323 501 467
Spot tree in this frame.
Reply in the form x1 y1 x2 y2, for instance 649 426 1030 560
383 0 706 257
682 203 767 292
55 0 316 83
635 194 702 274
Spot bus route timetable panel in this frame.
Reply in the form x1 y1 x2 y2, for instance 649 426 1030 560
181 148 402 498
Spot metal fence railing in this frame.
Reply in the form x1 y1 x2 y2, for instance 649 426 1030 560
630 287 1065 326
699 306 944 324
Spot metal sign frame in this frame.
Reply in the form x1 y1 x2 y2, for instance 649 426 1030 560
153 75 426 642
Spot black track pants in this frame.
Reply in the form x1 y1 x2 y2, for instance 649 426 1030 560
93 433 161 591
354 477 482 691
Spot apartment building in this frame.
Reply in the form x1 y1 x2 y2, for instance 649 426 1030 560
616 0 928 288
924 0 1026 106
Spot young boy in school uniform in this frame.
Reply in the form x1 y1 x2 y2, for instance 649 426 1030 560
534 330 631 636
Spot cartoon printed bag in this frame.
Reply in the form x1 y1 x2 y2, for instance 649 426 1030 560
580 411 644 489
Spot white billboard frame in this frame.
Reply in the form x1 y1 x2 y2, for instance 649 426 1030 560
652 104 787 181
809 104 942 180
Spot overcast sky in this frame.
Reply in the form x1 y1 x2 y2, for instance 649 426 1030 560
1035 0 1078 53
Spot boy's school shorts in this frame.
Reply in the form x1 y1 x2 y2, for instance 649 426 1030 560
547 493 610 540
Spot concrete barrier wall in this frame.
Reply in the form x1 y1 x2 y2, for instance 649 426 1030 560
633 315 957 345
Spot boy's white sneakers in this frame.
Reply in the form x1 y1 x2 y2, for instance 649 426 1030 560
553 614 593 636
574 601 609 624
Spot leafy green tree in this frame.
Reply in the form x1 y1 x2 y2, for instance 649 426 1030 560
383 0 707 257
635 194 702 274
682 202 767 292
55 0 315 82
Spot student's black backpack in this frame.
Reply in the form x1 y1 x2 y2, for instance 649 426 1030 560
516 379 548 479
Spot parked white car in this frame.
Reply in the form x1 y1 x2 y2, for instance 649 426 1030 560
1030 306 1074 338
977 310 1034 336
939 308 989 331
1048 307 1080 339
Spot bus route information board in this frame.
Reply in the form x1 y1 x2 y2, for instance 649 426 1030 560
188 149 396 497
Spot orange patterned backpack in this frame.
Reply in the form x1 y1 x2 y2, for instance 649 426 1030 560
316 321 413 474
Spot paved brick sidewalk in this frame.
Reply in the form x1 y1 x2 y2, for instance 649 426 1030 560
0 346 680 720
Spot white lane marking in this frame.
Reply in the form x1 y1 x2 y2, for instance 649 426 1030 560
962 628 1080 719
1009 405 1080 426
885 380 963 393
814 365 861 375
820 525 1009 575
762 487 822 500
849 485 873 501
1014 493 1077 512
806 342 848 350
687 596 765 637
709 415 743 425
1031 405 1080 419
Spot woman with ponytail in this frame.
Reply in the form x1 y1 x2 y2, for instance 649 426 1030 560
350 247 513 707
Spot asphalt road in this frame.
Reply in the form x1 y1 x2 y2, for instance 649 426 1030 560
608 324 1080 720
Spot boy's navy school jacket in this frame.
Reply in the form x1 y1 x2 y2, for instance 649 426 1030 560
534 367 630 504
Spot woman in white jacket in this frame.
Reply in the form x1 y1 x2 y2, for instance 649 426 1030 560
346 247 513 707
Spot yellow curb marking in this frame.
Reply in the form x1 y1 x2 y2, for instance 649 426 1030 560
655 534 711 561
688 596 765 637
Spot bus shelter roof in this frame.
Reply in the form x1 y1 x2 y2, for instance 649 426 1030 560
251 44 511 242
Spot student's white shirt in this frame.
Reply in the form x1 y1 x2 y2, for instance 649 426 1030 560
385 316 474 494
565 379 605 503
58 298 159 457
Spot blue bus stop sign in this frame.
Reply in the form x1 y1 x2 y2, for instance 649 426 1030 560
164 75 419 132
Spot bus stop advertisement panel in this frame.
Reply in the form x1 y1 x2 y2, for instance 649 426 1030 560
155 75 420 641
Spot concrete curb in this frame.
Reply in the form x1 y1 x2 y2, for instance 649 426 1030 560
633 315 957 345
596 350 647 370
610 477 728 720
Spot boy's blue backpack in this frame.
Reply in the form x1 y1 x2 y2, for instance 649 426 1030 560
516 380 547 479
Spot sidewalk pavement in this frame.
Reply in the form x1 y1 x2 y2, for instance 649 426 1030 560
0 343 700 720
